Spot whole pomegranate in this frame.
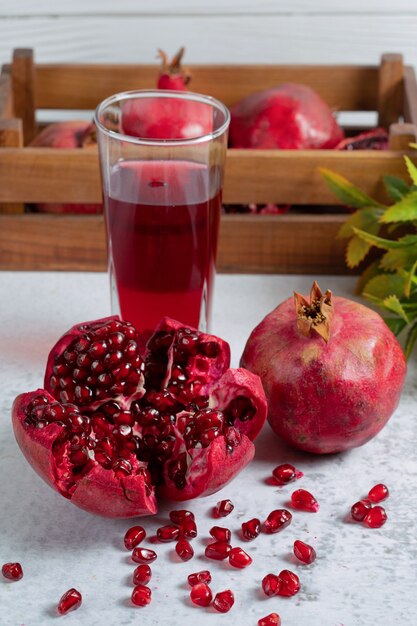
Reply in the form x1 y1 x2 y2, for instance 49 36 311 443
12 316 267 517
30 121 102 214
240 282 406 454
335 128 388 150
121 47 213 139
229 83 344 149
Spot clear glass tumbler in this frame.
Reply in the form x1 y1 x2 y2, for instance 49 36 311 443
94 90 230 342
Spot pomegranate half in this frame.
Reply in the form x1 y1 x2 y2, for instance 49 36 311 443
13 316 267 517
240 282 406 454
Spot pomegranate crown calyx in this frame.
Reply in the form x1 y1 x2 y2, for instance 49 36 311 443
294 281 333 342
157 47 191 84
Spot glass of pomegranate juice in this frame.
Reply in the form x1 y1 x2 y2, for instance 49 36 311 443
95 90 230 342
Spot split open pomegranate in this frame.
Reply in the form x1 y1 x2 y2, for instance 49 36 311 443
12 316 267 518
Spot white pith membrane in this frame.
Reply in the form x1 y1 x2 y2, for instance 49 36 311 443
18 317 263 510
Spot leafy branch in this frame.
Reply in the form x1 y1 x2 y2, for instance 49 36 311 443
321 155 417 358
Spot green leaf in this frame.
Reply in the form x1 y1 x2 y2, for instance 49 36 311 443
382 295 410 322
405 259 417 298
379 190 417 223
363 274 407 299
405 321 417 358
380 243 417 272
352 228 417 250
384 317 408 335
355 260 381 294
346 236 372 268
404 155 417 185
338 207 383 239
320 168 383 209
383 175 410 201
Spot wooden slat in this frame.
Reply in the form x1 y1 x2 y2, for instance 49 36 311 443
0 148 413 205
34 64 379 111
0 213 349 274
0 119 24 213
404 66 417 125
0 73 13 119
12 48 36 143
378 53 404 128
388 122 417 150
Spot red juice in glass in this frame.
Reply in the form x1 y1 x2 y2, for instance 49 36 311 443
104 159 221 337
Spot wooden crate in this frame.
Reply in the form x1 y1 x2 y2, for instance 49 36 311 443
1 49 417 274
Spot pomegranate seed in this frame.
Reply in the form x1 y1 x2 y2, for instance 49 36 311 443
277 569 300 596
213 499 234 518
157 524 180 542
364 506 387 528
262 573 281 597
132 548 157 564
291 489 319 512
229 546 252 568
57 588 82 615
175 539 194 561
272 463 303 485
131 584 151 607
190 582 213 607
213 589 235 613
264 509 292 533
169 509 195 525
133 564 152 585
242 517 261 540
351 499 372 521
188 570 212 586
209 526 231 543
205 541 231 561
258 613 281 626
293 540 316 564
2 562 23 581
368 483 389 503
179 518 197 539
124 526 146 550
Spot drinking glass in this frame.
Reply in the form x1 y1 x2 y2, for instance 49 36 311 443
94 90 230 341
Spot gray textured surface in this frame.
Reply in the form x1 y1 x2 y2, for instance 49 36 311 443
0 272 416 625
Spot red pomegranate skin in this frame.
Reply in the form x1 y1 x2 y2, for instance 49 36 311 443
12 316 267 518
30 121 102 214
240 291 406 454
229 83 344 150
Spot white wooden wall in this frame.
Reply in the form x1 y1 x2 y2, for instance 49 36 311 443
0 0 416 69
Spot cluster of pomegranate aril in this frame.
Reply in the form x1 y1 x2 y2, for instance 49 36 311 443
2 562 23 581
57 588 82 615
47 319 143 406
262 570 300 598
350 484 389 528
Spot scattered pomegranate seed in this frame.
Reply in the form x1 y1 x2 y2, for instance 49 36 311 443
229 546 253 568
190 582 213 607
57 588 82 615
242 517 261 540
188 570 212 587
132 547 157 564
131 584 152 607
272 463 303 485
209 526 231 543
258 613 281 626
175 538 194 561
170 509 195 525
124 525 146 550
262 573 281 597
179 518 197 539
157 524 180 542
291 488 319 512
213 589 235 613
133 564 152 585
293 540 316 564
368 483 389 503
2 562 23 581
351 499 372 521
213 499 234 518
364 505 387 528
264 509 292 533
205 541 232 561
277 569 300 596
